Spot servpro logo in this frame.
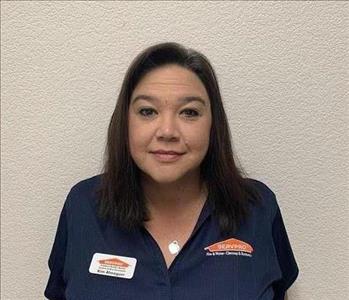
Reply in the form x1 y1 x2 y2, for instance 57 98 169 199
98 258 130 268
204 238 253 257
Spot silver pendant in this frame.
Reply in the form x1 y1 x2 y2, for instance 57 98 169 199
168 240 180 255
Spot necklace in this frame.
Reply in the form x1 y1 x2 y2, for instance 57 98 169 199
168 240 181 255
145 184 207 256
167 185 207 255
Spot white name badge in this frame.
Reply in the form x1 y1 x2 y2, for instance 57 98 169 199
89 253 137 279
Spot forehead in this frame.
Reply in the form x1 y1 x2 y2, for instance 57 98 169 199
132 65 208 96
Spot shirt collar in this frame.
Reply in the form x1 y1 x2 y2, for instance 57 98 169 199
191 190 214 235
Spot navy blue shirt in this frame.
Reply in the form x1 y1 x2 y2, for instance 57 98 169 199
44 174 299 300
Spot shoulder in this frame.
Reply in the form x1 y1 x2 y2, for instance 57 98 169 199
243 177 280 221
64 173 103 211
69 173 103 195
242 180 300 291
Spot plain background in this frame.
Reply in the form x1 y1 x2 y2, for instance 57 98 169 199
1 1 348 299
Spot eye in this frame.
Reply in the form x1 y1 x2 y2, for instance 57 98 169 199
138 108 157 117
181 109 200 118
137 108 200 119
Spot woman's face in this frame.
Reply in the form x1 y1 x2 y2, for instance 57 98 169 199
128 64 212 185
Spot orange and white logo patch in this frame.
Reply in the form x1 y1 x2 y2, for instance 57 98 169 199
204 238 254 257
89 253 137 279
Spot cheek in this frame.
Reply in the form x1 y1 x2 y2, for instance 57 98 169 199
185 128 210 153
190 111 211 141
190 119 211 147
128 118 151 155
197 136 210 152
128 117 142 156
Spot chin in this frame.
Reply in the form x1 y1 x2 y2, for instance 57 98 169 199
151 175 182 184
143 171 187 185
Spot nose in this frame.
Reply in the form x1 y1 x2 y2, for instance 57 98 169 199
155 113 180 141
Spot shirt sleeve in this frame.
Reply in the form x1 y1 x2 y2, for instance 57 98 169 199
272 205 299 300
44 194 70 300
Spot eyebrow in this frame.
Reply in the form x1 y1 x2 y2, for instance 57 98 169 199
131 94 206 106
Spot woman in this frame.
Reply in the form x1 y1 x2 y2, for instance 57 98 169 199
44 42 299 300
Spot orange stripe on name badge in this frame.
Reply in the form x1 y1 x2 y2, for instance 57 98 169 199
98 257 130 268
204 238 254 254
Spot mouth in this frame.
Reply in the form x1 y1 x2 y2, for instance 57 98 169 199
150 152 184 162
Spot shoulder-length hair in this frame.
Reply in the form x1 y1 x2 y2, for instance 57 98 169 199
96 42 262 236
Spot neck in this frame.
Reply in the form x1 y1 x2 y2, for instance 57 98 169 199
141 174 207 220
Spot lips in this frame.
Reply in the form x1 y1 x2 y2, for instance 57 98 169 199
150 150 184 162
151 150 184 155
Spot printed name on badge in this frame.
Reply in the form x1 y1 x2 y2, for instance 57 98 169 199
89 253 137 279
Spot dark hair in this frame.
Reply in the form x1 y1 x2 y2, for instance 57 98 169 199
96 42 262 236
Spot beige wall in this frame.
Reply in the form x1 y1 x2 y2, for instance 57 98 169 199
1 1 348 299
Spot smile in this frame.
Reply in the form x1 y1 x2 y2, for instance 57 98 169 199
151 152 184 162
